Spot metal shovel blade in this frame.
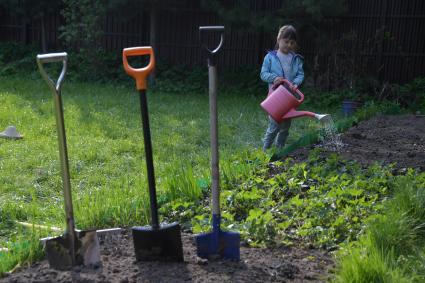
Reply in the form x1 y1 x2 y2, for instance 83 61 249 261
132 222 183 261
196 230 240 260
44 230 100 270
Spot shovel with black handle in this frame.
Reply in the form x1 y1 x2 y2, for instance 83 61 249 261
195 26 240 260
36 53 100 270
122 46 183 261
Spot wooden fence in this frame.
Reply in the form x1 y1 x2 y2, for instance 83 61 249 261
0 0 424 84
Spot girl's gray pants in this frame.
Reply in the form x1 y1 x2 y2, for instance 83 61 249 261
262 116 292 151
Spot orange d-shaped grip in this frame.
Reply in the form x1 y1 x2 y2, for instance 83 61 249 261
122 47 155 91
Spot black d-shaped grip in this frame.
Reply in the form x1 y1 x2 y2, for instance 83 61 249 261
199 26 225 66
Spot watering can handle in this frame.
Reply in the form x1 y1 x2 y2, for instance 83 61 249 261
123 47 155 91
281 79 304 103
36 52 68 93
199 26 225 66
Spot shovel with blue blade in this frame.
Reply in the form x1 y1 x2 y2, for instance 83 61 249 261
195 26 240 261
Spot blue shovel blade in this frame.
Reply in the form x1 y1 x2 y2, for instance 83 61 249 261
195 230 240 260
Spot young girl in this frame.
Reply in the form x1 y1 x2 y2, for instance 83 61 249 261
260 25 304 151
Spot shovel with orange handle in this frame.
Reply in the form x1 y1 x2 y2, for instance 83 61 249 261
123 46 183 261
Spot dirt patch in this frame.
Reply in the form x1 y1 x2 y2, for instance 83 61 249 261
1 231 333 283
288 114 425 171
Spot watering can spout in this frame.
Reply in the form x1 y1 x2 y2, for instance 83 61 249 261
314 113 331 123
282 109 316 120
281 110 332 122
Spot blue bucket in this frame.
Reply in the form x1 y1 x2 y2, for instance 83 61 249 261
342 100 361 116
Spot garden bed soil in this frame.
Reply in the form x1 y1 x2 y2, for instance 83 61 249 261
1 231 333 283
288 114 425 171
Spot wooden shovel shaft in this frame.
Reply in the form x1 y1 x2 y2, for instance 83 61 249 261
199 26 225 228
209 65 220 216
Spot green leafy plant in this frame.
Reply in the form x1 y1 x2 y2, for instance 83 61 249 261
0 42 38 76
341 89 361 101
400 77 425 110
160 149 422 250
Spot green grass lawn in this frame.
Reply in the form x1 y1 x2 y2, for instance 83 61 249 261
0 74 328 263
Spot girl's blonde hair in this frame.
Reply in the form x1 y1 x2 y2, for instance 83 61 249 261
275 25 298 51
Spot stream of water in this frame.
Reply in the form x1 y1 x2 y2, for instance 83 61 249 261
317 117 344 152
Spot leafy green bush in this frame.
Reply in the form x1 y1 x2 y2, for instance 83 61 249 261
153 61 207 94
153 62 265 96
400 77 425 111
302 88 344 110
218 66 264 97
0 42 39 76
64 49 126 82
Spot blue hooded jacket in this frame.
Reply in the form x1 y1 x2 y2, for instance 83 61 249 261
260 50 304 89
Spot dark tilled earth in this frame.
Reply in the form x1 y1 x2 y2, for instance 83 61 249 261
1 232 333 283
288 114 425 171
2 114 424 283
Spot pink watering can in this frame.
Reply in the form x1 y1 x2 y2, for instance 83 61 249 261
261 79 330 123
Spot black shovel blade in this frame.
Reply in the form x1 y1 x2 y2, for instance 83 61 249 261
132 222 183 262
